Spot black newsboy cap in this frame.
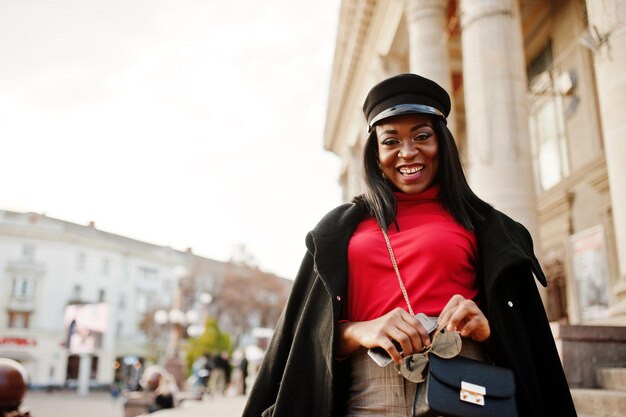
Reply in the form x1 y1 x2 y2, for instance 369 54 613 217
363 73 451 131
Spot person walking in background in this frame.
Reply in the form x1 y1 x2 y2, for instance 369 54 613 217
201 352 212 394
242 73 577 417
191 354 210 400
208 351 230 396
239 353 249 395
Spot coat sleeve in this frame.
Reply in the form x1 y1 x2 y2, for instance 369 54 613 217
241 251 317 417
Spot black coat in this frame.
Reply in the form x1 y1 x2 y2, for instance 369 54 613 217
242 202 577 417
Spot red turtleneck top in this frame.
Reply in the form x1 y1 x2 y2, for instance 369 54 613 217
346 185 478 321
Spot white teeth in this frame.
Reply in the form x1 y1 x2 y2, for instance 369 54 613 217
398 165 424 175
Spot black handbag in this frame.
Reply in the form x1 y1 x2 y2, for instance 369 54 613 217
426 355 518 417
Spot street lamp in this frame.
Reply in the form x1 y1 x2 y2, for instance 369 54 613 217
153 267 214 390
185 310 202 338
153 266 189 390
200 292 213 306
153 309 187 354
185 292 212 338
199 291 213 324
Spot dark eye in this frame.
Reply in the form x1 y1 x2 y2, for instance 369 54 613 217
381 138 399 146
413 133 431 142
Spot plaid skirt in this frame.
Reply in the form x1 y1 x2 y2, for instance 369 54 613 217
345 338 488 417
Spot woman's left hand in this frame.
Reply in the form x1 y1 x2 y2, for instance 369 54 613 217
438 294 490 342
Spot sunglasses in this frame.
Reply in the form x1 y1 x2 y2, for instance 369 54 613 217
395 328 462 383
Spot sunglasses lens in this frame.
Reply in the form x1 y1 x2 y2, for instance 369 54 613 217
397 354 429 383
431 329 462 359
394 330 463 383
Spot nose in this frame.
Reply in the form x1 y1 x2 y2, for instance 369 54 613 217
398 142 418 159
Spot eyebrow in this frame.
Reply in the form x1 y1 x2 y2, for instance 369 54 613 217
410 123 431 131
379 123 431 135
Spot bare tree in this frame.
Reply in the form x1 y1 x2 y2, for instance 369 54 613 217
210 260 291 344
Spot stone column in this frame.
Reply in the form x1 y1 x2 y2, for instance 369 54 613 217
77 353 91 395
584 0 626 317
460 0 537 236
406 0 457 135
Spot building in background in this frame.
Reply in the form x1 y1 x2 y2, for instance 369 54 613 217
0 210 291 388
325 0 626 329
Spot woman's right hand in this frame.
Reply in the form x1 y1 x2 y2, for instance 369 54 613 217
336 308 432 364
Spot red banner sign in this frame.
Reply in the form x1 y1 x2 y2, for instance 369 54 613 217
0 337 37 346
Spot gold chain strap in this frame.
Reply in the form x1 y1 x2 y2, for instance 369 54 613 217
380 227 415 316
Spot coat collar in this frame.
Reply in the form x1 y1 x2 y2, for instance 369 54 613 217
305 203 365 300
475 208 547 290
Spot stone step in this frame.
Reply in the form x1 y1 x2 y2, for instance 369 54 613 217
597 367 626 391
571 388 626 417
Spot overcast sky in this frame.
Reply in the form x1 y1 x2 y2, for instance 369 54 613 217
0 0 343 279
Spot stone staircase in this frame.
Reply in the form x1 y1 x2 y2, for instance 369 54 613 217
550 323 626 417
572 367 626 417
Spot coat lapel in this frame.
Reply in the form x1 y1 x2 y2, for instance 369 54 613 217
306 203 365 314
475 209 547 300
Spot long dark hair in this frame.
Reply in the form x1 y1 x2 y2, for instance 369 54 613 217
362 118 491 231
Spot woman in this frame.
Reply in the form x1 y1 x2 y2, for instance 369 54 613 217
242 73 577 417
140 366 175 413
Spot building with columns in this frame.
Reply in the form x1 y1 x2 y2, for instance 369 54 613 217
325 0 626 330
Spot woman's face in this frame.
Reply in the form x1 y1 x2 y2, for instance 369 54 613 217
375 113 439 194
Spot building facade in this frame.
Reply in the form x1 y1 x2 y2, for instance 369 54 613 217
324 0 626 327
0 210 290 388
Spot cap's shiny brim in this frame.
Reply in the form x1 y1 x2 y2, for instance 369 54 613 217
368 103 445 131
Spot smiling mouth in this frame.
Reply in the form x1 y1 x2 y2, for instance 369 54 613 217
397 164 424 176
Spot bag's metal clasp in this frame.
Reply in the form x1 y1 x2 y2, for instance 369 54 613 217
460 381 486 406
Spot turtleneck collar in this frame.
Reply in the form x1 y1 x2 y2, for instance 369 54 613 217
394 184 440 202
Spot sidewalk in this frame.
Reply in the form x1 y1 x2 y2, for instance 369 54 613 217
21 390 247 417
153 394 247 417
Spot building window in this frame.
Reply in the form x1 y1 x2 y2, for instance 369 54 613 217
118 294 126 310
11 276 35 300
528 44 570 191
136 292 149 314
77 252 86 272
72 284 82 301
98 289 106 302
23 244 35 259
102 258 110 276
138 266 157 281
529 93 570 190
8 311 31 329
